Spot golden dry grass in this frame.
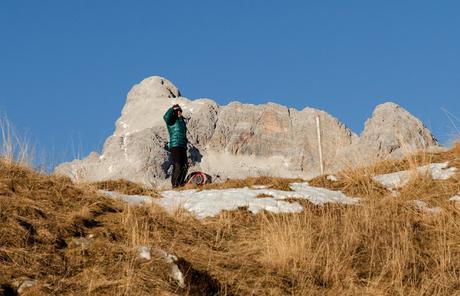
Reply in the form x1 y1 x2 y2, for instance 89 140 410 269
0 116 33 166
1 142 460 295
179 176 304 192
310 141 460 199
0 161 223 295
88 179 160 197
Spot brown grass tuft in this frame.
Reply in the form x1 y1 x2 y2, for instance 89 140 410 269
88 179 159 197
256 193 274 198
178 176 304 192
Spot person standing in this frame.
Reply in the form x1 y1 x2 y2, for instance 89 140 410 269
163 104 188 188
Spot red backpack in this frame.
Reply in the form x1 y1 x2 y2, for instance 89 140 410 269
186 172 212 186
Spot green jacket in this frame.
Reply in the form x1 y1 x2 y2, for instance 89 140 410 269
163 107 187 149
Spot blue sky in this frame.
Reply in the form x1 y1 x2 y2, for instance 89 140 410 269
1 0 459 166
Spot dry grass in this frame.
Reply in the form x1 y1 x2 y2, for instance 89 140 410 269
1 143 460 295
256 193 274 198
0 160 224 295
250 200 460 295
310 141 460 199
0 115 33 166
179 176 304 191
88 179 160 197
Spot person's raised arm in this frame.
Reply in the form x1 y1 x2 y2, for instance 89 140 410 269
163 107 175 125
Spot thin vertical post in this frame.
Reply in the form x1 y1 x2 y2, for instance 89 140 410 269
316 115 324 175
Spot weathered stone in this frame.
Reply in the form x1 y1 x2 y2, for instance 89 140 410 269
55 76 439 186
336 102 438 167
16 278 38 294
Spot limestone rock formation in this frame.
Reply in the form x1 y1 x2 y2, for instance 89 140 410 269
336 102 438 166
55 76 439 186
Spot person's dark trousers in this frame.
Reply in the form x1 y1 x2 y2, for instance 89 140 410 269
171 146 188 188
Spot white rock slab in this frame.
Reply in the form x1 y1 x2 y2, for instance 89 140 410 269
449 194 460 202
135 246 185 288
17 279 38 294
138 246 151 261
327 175 338 182
373 162 457 189
411 200 442 214
154 248 185 288
250 185 269 189
100 183 358 219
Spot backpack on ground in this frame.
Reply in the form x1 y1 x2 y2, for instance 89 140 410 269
185 171 212 185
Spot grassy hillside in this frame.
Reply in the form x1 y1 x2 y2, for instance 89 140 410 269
1 143 460 295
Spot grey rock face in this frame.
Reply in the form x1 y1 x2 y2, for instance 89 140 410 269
55 76 439 186
336 102 438 167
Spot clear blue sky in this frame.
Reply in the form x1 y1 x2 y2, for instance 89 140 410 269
1 0 459 166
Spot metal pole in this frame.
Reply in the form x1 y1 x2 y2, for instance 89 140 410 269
316 115 324 175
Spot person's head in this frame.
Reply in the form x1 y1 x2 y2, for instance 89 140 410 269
173 104 183 117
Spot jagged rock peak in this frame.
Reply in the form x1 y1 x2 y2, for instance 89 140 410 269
368 101 425 125
372 101 401 111
127 76 181 102
363 101 437 144
334 101 439 166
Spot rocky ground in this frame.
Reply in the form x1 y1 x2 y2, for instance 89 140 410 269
1 142 460 295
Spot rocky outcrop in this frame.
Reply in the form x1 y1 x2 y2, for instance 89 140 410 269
55 76 439 186
336 102 438 167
